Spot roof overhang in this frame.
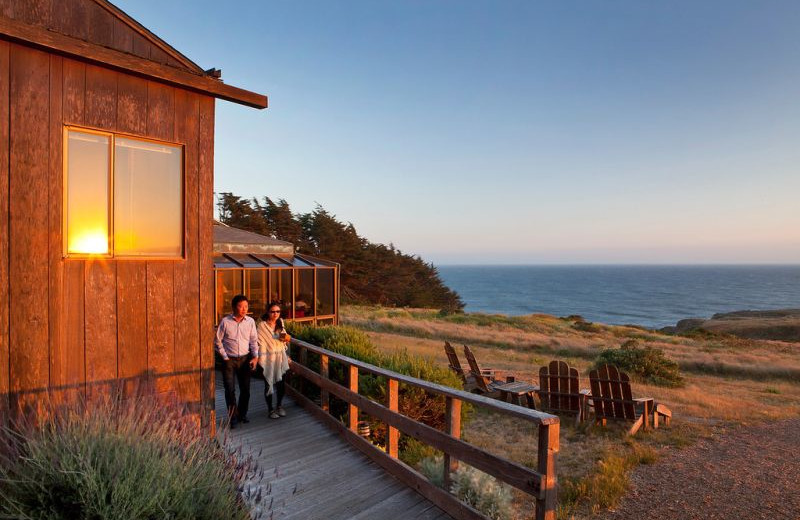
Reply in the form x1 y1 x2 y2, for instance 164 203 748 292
0 14 267 109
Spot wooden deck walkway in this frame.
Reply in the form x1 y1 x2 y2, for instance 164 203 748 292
215 375 453 519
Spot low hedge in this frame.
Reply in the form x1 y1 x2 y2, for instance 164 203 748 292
287 324 464 463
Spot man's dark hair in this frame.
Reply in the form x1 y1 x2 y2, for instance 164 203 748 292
231 294 248 309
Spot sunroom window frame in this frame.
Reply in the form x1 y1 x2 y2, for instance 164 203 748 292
63 125 186 260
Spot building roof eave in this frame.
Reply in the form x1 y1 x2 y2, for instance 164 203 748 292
0 15 267 109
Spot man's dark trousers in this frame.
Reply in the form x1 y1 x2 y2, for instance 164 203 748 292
223 355 252 420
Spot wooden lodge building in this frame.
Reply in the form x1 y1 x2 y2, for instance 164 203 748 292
0 0 267 428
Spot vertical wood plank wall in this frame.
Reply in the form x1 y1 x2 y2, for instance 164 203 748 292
0 40 9 420
0 43 214 426
3 0 193 71
8 45 49 414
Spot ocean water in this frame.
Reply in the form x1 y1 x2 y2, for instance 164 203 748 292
437 265 800 329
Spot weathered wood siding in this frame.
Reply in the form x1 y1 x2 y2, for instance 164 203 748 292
0 42 215 427
0 0 197 72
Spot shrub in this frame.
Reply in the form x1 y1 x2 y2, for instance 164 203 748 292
594 340 684 387
0 397 258 520
419 456 513 520
572 320 602 333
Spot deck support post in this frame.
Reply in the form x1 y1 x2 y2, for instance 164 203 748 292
348 364 359 431
443 396 462 489
320 354 329 412
387 377 399 457
298 345 308 395
536 421 559 520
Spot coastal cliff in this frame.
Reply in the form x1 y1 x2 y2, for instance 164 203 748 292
660 309 800 342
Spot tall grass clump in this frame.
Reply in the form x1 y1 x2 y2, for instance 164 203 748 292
557 443 658 518
595 340 684 387
0 397 258 520
419 456 512 520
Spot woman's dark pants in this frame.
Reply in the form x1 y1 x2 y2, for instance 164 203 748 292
264 377 285 412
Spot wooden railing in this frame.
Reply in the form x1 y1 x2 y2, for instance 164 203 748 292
287 338 559 520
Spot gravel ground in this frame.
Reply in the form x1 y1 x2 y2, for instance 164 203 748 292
607 418 800 520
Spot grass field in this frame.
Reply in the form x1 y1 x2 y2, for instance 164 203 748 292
340 305 800 519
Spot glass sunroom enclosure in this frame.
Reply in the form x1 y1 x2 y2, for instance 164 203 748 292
213 223 339 325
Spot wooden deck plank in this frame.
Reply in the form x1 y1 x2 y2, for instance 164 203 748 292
279 467 400 520
349 487 432 520
216 374 451 519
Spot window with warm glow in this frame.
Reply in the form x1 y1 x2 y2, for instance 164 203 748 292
65 128 184 258
66 131 111 255
114 137 182 256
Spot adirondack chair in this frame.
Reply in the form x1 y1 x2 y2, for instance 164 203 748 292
538 360 591 426
463 344 538 408
443 341 493 391
588 364 672 435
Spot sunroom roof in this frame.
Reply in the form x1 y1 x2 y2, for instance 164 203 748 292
213 223 338 268
213 253 338 269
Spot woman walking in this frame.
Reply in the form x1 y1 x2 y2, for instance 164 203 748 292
257 302 291 419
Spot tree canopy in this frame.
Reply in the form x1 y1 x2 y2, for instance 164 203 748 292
217 193 464 312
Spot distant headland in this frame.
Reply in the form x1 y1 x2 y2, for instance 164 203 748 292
659 309 800 342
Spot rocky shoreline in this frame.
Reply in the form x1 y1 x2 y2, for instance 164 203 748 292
659 308 800 342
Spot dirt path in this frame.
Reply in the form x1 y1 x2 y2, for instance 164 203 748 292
607 418 800 519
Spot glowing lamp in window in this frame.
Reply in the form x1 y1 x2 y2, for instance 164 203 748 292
66 131 111 255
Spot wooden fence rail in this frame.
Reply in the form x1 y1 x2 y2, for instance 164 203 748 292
286 338 559 520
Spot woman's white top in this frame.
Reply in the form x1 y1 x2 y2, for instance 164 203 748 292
256 320 290 394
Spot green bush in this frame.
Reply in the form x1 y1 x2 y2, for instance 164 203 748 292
419 456 512 520
287 324 465 455
0 398 257 520
573 320 602 333
595 340 684 387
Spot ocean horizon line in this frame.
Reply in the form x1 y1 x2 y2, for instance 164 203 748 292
435 263 800 268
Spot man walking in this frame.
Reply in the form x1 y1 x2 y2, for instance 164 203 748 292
215 294 258 428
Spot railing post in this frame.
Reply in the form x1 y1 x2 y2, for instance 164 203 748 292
536 421 559 520
443 396 461 490
348 364 359 432
299 345 308 395
386 378 399 457
320 354 329 412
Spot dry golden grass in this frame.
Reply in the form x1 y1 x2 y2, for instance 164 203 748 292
342 305 800 519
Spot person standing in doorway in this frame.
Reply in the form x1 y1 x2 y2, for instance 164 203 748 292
215 294 258 428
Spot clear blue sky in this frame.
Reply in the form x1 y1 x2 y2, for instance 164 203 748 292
114 0 800 265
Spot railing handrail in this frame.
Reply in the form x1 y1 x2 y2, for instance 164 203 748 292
290 338 559 426
287 337 559 520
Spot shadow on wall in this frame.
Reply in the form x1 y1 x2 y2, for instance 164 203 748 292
0 368 215 429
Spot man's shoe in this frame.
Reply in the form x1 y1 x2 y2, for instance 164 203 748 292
269 411 280 419
277 407 286 417
239 416 250 424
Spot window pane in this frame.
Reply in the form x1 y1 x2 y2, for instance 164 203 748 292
295 269 314 318
246 270 267 320
216 270 242 324
269 270 293 319
66 130 110 255
114 137 183 256
316 268 335 316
